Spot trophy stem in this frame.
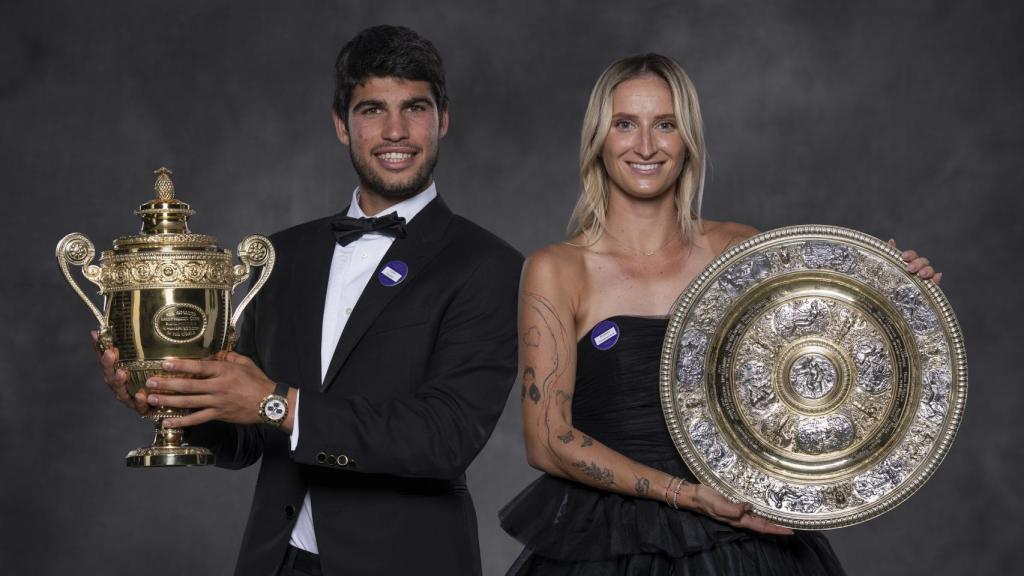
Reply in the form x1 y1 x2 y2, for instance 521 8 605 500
126 408 215 468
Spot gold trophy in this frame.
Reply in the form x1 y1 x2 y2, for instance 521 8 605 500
56 167 275 467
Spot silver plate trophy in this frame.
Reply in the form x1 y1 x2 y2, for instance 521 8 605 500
660 225 966 529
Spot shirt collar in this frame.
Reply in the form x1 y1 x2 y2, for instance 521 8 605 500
347 182 438 224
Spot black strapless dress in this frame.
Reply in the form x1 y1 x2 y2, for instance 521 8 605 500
500 316 846 576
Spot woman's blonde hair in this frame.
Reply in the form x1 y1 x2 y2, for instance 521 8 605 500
568 53 707 242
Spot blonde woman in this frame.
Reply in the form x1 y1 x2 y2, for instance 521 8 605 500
500 53 940 575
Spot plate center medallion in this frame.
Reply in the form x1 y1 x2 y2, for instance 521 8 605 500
788 353 837 400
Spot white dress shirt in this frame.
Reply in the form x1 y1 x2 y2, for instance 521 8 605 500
288 183 438 553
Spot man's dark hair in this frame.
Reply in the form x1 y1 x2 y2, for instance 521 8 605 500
333 25 448 122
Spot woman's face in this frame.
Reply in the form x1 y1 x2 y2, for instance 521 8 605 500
601 75 686 201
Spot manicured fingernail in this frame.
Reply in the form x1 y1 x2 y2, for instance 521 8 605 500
146 379 156 388
148 395 159 404
162 360 174 370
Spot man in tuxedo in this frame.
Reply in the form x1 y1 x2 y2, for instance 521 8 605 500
97 25 522 576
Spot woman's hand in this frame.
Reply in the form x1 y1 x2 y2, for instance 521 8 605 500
889 239 942 284
687 483 793 536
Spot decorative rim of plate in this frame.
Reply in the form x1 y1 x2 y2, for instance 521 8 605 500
659 224 967 529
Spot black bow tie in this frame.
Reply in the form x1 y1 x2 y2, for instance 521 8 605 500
330 212 408 246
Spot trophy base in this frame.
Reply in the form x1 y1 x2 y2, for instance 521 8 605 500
126 445 215 467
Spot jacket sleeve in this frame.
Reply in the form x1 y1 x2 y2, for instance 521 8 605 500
290 248 522 480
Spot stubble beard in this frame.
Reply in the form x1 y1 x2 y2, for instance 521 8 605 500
350 146 440 200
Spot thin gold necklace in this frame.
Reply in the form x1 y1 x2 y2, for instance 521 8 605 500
603 229 681 256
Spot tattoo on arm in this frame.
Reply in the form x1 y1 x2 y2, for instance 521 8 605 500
634 474 651 497
573 460 614 486
523 292 572 461
581 435 593 447
557 429 574 444
522 367 540 404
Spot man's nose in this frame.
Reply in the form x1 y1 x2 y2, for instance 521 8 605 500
382 112 409 141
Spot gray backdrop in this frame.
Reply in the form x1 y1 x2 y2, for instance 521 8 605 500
2 0 1021 574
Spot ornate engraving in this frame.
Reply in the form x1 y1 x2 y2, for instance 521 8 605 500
718 253 772 297
773 299 830 339
801 241 857 273
795 414 855 454
737 361 775 411
660 225 967 529
689 418 736 472
676 328 709 390
788 354 838 399
765 482 823 514
891 284 939 334
853 339 893 393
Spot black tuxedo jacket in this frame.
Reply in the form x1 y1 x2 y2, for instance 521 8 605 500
191 196 522 576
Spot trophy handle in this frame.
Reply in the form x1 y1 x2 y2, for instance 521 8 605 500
56 233 111 347
228 234 275 348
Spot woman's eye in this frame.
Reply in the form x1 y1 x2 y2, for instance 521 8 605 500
614 120 634 130
657 121 676 131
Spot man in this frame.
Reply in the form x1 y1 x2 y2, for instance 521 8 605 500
97 25 522 576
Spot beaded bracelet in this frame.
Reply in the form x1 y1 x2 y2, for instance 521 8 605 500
670 477 684 510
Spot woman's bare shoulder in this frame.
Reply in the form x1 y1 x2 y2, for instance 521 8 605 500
701 220 760 256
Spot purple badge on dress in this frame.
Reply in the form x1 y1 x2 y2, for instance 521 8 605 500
378 260 408 287
590 320 620 351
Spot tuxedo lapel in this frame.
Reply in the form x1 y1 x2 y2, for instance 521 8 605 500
321 196 454 391
289 218 337 390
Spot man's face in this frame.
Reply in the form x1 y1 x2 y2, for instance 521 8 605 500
334 76 449 200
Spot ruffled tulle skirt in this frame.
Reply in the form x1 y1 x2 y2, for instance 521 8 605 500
500 459 845 576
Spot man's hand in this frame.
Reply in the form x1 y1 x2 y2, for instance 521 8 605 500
92 330 149 415
144 352 286 430
888 239 943 284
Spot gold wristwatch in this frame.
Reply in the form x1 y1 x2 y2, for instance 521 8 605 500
258 382 290 428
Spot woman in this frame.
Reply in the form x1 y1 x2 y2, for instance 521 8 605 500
500 54 939 575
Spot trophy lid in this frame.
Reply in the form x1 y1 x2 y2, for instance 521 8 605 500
111 167 219 251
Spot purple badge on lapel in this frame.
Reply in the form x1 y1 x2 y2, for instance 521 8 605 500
378 260 408 287
590 320 620 351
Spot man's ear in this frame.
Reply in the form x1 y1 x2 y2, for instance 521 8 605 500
438 105 449 139
332 110 350 146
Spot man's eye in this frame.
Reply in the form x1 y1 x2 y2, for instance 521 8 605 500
407 104 426 112
362 107 381 115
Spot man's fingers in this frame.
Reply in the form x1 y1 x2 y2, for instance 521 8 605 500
147 393 213 410
932 272 943 285
162 358 220 377
901 249 918 262
146 376 205 394
133 392 150 416
916 265 935 279
163 408 216 429
224 352 255 367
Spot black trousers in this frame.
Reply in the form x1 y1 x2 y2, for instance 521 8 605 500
277 546 322 576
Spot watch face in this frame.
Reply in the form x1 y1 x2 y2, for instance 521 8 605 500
265 397 287 422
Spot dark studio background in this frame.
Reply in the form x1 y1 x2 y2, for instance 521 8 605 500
2 0 1021 574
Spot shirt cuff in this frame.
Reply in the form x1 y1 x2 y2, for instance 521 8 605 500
289 389 300 451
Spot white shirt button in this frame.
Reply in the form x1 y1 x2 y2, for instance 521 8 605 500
360 251 368 259
345 307 352 315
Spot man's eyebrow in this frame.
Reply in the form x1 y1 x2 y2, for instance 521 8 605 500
352 98 387 112
401 97 435 109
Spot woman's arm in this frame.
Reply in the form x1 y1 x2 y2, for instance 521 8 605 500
518 248 791 535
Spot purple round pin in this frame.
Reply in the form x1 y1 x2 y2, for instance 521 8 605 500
378 260 408 287
590 320 620 351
